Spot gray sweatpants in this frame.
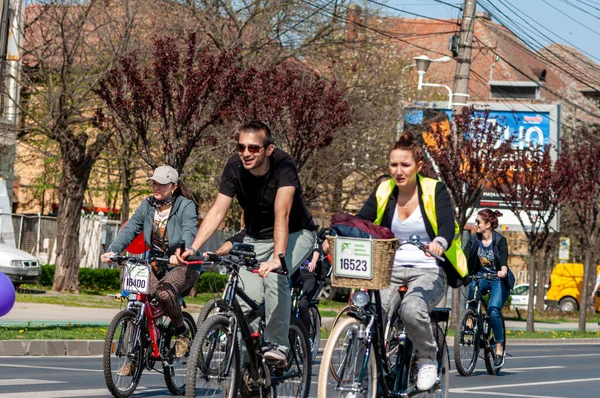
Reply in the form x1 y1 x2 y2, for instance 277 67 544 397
380 266 447 361
238 229 316 351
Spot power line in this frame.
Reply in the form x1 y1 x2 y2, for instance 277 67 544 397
365 0 459 22
298 0 454 57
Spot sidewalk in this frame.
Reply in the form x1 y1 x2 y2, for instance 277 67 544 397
2 303 600 356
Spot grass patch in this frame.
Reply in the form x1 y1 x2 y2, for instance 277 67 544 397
506 329 600 339
0 324 107 340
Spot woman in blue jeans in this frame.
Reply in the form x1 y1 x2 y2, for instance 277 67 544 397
465 209 510 367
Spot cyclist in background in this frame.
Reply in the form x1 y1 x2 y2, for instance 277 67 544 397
101 165 199 374
465 209 510 367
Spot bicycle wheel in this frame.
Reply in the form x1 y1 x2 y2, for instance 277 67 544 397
272 317 312 398
164 311 198 395
414 323 449 398
309 306 321 362
318 317 377 398
453 308 479 376
484 313 506 375
384 311 403 373
185 315 239 398
328 304 358 381
197 299 228 326
103 310 144 398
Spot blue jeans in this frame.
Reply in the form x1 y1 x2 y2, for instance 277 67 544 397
467 272 510 343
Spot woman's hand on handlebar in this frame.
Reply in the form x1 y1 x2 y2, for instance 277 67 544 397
425 241 444 257
497 266 508 279
101 252 116 263
175 248 195 265
258 258 281 278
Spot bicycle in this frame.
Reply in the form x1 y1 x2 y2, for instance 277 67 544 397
453 273 506 376
318 235 450 398
103 255 198 398
185 245 312 398
291 261 322 362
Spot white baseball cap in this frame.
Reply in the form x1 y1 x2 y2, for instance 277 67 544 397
147 165 178 184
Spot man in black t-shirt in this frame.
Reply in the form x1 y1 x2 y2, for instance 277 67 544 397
179 120 316 367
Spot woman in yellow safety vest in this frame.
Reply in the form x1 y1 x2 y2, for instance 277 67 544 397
356 131 467 392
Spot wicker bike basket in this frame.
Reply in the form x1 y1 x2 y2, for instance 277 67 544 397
326 235 399 290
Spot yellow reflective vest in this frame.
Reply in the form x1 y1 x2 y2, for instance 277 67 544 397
374 175 468 278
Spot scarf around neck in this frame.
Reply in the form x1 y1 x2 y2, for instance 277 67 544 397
146 195 175 208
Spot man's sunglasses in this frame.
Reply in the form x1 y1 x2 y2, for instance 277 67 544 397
237 143 264 154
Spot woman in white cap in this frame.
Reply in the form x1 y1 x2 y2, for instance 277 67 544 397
101 165 198 375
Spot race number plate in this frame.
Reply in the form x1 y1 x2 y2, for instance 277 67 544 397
334 237 373 280
123 263 151 294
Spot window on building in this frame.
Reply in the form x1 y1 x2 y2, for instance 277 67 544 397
490 81 540 100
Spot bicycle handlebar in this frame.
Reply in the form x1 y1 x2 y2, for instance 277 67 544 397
185 251 289 276
398 235 445 262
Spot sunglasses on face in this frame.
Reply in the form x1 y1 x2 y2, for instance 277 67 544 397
237 143 264 154
475 219 481 226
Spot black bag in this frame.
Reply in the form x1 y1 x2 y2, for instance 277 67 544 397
505 267 516 291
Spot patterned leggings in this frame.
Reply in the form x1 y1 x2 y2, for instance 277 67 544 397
148 266 199 329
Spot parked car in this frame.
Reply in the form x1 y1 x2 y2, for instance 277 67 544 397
510 283 548 310
0 242 41 288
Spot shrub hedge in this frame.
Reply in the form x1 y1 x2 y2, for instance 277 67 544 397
38 264 228 293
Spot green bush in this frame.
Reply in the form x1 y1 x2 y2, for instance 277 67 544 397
38 264 226 294
39 265 55 287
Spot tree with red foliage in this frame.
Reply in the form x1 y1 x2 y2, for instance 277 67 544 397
95 32 251 173
559 131 600 331
425 106 515 325
234 62 352 173
491 144 566 332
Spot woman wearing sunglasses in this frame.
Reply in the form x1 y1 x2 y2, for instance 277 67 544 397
465 209 510 367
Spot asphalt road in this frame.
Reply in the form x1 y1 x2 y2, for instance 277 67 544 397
1 342 600 397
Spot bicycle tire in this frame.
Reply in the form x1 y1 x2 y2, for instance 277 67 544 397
414 323 449 398
484 312 506 375
164 311 198 395
196 298 229 327
318 317 377 398
453 308 479 376
271 317 312 398
309 306 321 362
103 309 144 398
328 304 357 381
384 311 403 373
185 314 239 398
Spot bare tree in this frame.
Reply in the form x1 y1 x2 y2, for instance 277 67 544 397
559 131 600 331
20 1 137 292
491 145 566 332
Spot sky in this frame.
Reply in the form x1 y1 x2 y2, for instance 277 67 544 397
384 0 600 63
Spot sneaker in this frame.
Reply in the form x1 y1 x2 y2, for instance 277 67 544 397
263 346 288 369
117 360 135 377
494 351 504 367
416 359 438 391
175 335 190 358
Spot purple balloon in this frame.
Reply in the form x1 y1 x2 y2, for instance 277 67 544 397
0 272 16 317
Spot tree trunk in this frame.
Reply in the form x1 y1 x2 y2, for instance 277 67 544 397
451 286 461 328
52 143 94 293
579 249 594 332
526 252 536 332
119 161 131 225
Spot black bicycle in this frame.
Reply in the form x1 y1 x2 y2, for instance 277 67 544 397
454 273 506 376
291 262 322 362
318 235 450 398
185 245 312 398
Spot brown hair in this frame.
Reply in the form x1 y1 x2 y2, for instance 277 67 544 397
390 131 424 164
478 209 503 230
238 120 273 146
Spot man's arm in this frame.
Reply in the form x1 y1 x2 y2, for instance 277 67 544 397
178 193 233 262
258 186 295 278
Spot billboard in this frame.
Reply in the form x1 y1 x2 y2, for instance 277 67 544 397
404 102 561 232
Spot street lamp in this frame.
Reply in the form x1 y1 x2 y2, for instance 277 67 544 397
413 55 454 109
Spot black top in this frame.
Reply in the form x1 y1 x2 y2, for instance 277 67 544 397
219 148 316 239
464 230 509 275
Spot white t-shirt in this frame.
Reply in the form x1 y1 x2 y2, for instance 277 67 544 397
390 205 438 269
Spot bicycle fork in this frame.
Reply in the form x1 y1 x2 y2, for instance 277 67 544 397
335 316 374 396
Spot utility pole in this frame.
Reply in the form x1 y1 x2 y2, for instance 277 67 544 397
452 0 477 114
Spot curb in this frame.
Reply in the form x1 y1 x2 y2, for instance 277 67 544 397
0 340 104 356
